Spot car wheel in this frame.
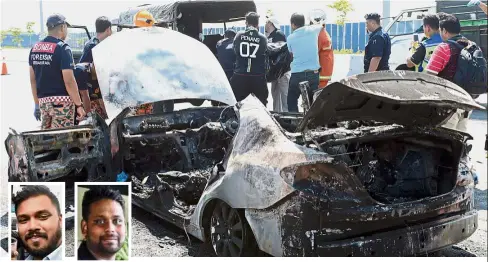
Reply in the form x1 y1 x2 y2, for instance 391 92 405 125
210 201 257 257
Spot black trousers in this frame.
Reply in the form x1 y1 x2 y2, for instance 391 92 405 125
230 74 268 106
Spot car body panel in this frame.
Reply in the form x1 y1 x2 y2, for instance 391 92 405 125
92 27 237 119
299 71 485 131
5 114 112 183
184 95 331 239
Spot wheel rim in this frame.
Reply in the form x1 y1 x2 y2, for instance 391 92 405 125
210 202 244 257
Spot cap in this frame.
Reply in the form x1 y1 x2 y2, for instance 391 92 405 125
364 13 381 21
225 28 236 34
266 16 280 29
46 14 70 29
224 28 236 38
134 10 155 27
309 9 327 24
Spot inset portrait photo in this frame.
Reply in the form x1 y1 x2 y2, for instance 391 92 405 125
8 182 65 261
75 183 131 261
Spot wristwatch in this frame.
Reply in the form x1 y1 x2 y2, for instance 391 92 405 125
75 102 83 107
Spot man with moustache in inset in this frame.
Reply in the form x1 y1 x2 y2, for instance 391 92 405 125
12 185 63 260
77 187 127 260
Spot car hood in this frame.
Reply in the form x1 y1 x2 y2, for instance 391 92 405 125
92 27 237 118
298 71 485 131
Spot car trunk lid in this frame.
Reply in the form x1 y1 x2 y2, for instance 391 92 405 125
298 71 485 131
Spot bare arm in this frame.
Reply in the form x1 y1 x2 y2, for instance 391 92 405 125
80 90 91 112
62 69 83 106
368 57 382 72
480 2 488 14
29 66 39 105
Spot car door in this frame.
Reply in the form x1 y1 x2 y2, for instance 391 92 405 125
4 114 113 184
66 25 92 63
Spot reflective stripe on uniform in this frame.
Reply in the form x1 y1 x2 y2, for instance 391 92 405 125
421 44 441 72
136 17 149 22
319 76 331 80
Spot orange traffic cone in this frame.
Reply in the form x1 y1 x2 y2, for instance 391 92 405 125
1 57 8 75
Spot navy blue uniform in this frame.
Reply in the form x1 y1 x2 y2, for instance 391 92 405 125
79 37 103 100
216 38 236 80
230 27 269 105
74 63 90 92
29 36 75 98
364 27 391 72
79 37 99 64
233 27 268 75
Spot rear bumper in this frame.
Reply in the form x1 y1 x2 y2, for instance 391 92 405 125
314 211 478 256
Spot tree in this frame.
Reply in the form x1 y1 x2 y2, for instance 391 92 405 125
26 22 36 46
266 9 274 17
328 0 354 50
327 0 354 26
0 30 7 47
77 38 86 48
9 27 23 47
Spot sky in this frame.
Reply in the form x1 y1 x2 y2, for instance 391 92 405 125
1 0 436 33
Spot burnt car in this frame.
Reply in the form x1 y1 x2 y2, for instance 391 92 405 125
5 27 484 257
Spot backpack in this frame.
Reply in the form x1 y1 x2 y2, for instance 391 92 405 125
448 40 488 97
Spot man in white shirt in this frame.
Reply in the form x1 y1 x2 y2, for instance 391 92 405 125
12 186 63 261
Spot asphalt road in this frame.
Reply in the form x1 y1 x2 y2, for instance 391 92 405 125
1 48 487 258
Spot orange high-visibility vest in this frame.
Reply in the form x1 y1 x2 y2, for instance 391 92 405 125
318 27 334 88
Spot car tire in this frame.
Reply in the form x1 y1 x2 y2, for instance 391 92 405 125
209 201 258 257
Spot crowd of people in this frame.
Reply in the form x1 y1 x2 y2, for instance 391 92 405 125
27 0 487 131
215 11 335 113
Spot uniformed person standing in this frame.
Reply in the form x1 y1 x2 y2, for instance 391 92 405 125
406 14 443 72
216 28 237 81
364 13 391 73
310 12 334 88
79 16 112 120
231 12 269 106
29 14 86 129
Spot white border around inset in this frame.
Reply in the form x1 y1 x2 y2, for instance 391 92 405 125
74 182 132 261
8 182 66 261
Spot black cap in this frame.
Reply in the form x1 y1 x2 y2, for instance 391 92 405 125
225 28 236 35
46 14 70 29
364 13 381 21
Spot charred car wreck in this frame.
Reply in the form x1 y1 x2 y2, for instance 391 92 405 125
5 27 483 257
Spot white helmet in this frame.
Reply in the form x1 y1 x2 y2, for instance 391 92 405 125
309 9 327 25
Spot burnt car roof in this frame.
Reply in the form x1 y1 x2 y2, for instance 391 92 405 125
298 71 485 131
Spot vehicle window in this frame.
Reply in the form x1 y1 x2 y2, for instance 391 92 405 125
389 10 429 36
203 21 246 37
66 27 91 52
